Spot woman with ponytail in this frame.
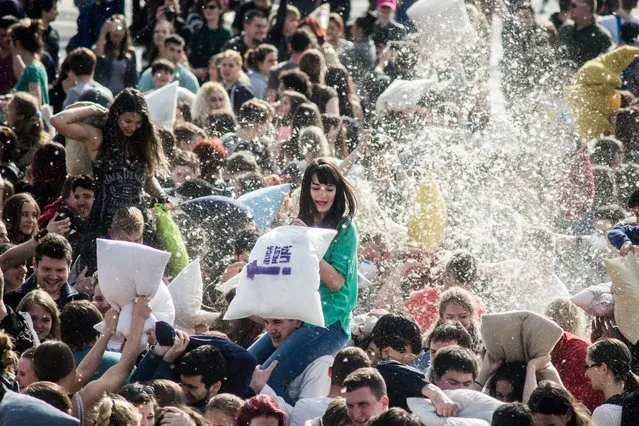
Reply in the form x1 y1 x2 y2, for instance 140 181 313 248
585 338 639 426
10 19 49 105
4 92 49 169
91 394 140 426
0 331 19 391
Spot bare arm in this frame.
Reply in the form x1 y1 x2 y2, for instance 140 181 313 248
27 82 42 106
79 298 152 412
144 176 166 201
319 260 345 292
0 218 70 270
50 105 106 150
70 308 119 394
522 355 563 403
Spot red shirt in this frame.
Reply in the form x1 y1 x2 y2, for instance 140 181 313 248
551 332 604 411
406 287 485 333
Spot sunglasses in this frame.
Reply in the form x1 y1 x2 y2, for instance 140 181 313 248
204 4 218 9
124 385 155 397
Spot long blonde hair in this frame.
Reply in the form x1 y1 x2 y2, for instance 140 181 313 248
191 82 232 123
92 394 140 426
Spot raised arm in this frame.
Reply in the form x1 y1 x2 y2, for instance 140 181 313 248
79 298 152 411
0 218 70 271
69 307 120 394
50 105 106 152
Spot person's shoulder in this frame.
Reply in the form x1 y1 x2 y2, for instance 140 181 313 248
592 404 622 425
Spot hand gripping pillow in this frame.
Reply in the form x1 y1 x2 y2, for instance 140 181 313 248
224 226 337 326
571 283 614 317
406 0 476 55
407 389 503 425
94 283 175 346
96 239 172 309
407 174 447 253
168 259 219 333
237 183 291 232
481 310 564 363
604 254 639 344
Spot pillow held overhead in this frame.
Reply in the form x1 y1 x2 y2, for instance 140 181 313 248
224 226 337 326
96 238 172 309
604 253 639 344
571 283 614 317
168 259 219 333
481 310 564 362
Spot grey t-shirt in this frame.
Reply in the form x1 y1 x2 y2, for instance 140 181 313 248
63 80 114 109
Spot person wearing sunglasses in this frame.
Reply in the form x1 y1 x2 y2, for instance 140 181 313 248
557 0 612 68
119 383 157 426
188 0 232 82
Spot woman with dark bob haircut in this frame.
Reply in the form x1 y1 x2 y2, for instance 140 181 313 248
248 158 358 405
235 395 286 426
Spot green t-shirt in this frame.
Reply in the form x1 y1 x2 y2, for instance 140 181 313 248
317 220 359 336
15 62 49 104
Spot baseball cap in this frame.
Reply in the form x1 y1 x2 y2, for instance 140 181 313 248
378 0 397 10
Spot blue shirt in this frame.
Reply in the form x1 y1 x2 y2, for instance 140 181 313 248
137 63 200 94
74 347 121 380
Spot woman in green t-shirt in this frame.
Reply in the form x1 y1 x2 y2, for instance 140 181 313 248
248 158 358 404
10 20 49 105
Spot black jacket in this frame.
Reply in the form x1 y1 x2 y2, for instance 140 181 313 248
4 273 90 311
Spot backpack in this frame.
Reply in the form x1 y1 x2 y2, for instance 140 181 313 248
606 391 639 425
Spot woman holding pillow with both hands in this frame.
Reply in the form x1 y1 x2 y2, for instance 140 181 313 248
248 158 358 404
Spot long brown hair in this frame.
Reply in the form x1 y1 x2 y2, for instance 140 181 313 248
103 15 133 60
8 93 48 152
528 381 592 426
2 192 40 243
101 88 168 176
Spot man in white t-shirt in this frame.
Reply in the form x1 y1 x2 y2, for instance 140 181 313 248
289 347 371 426
249 321 371 424
599 0 639 45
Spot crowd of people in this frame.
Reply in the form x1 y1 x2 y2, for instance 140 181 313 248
0 0 637 424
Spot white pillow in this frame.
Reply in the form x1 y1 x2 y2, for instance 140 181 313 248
604 254 639 344
145 82 178 128
407 390 502 426
571 283 614 317
168 259 219 333
237 183 291 232
224 226 336 326
375 78 436 115
96 239 172 309
94 284 175 347
406 0 477 56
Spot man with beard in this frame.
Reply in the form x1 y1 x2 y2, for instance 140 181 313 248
222 10 268 59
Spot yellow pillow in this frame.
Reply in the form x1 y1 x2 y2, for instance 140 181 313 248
407 174 447 253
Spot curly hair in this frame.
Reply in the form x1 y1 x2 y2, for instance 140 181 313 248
0 331 18 375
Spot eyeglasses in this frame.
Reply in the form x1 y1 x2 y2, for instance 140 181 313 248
584 363 601 371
